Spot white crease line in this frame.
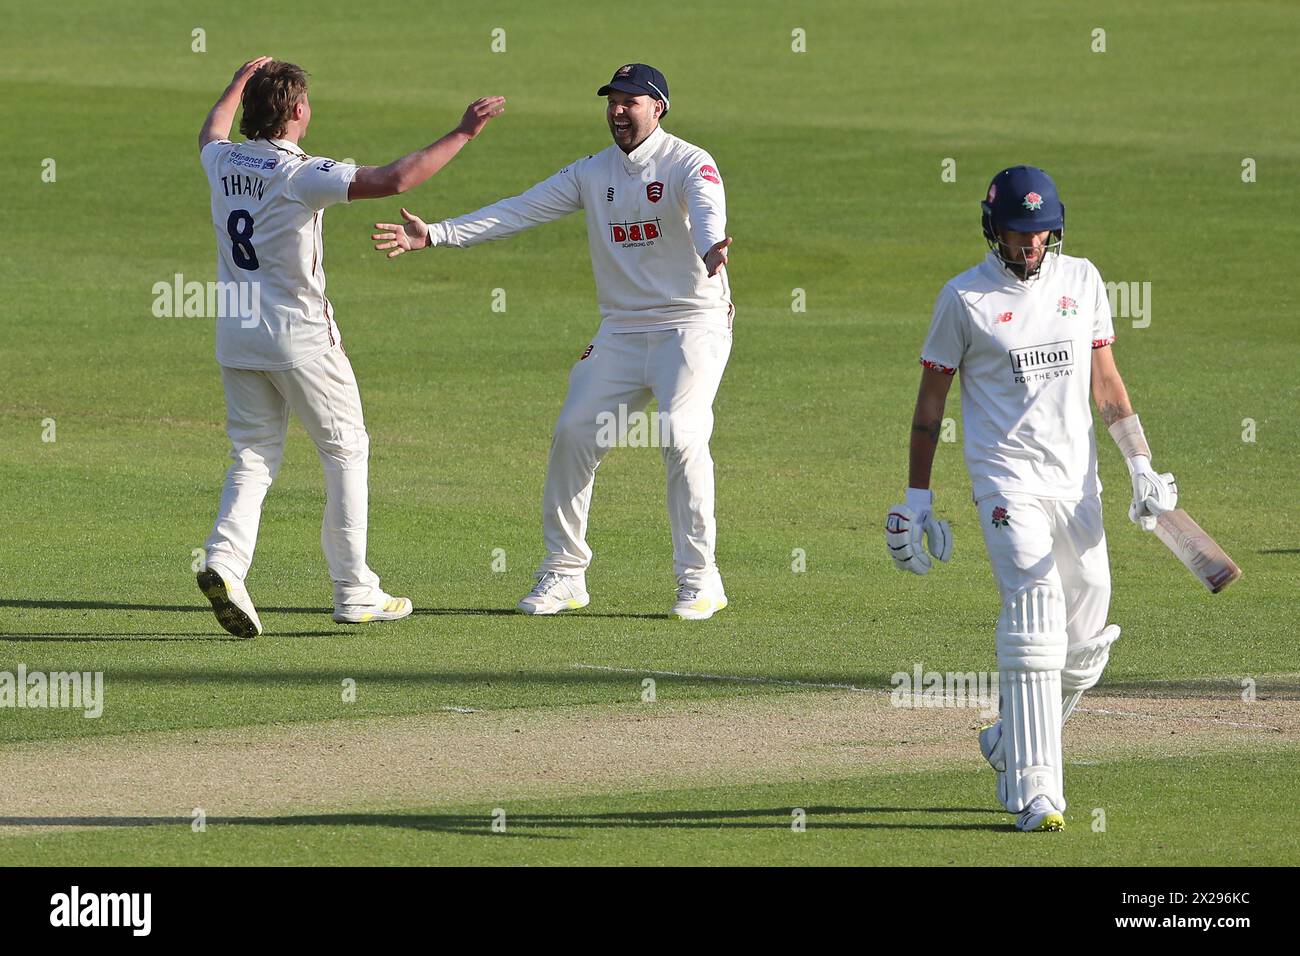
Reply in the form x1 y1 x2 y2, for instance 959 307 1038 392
1076 707 1281 732
572 667 1286 731
571 663 877 695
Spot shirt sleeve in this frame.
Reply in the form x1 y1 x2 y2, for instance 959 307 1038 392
199 140 230 179
427 162 583 248
680 152 727 258
1088 260 1116 348
289 155 359 211
918 285 969 375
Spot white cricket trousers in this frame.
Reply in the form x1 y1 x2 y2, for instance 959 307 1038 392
203 345 382 606
977 493 1111 651
540 327 732 588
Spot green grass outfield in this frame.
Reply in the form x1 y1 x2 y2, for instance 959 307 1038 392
1 0 1297 865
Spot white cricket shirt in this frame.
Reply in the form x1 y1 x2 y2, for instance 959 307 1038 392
200 138 358 369
425 126 732 332
920 251 1117 501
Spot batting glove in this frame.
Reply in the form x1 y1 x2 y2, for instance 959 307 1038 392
1126 456 1178 532
885 488 953 575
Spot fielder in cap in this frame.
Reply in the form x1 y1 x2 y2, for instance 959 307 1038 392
371 63 735 620
886 165 1179 830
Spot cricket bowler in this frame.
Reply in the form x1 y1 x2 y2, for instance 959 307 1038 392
371 64 735 620
886 166 1179 830
196 57 503 636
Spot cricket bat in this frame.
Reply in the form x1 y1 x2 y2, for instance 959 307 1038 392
1154 509 1242 594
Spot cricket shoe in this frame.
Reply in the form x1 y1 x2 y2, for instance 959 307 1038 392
671 583 728 621
517 572 589 615
1015 796 1065 833
333 592 414 624
197 566 262 639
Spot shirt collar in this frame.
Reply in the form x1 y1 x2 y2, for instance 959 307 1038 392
251 137 308 158
621 126 666 170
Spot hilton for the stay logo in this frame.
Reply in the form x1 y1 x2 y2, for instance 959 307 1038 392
1008 340 1074 383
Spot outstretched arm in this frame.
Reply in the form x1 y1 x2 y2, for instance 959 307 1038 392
371 162 582 258
199 56 272 151
348 97 505 201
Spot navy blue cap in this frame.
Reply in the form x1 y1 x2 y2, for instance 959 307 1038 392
981 165 1065 240
597 63 670 114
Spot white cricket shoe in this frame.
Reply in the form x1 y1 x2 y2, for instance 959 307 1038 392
333 592 414 624
197 566 263 639
517 572 590 616
671 583 728 621
1016 795 1065 832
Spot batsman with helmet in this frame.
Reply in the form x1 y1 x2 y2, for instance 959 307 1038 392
886 166 1179 831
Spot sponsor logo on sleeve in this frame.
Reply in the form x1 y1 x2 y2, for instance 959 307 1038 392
699 164 721 184
1008 340 1074 383
646 181 664 203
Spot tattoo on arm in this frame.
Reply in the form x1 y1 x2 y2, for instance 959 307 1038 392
1099 401 1131 426
912 418 942 444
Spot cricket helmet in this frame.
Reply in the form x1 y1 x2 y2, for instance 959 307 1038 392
981 165 1065 276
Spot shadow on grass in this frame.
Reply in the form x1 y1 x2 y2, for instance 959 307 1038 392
0 805 1008 837
0 599 667 621
0 633 332 641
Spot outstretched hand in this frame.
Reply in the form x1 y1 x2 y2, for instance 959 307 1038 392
456 96 506 140
704 236 732 277
371 208 430 259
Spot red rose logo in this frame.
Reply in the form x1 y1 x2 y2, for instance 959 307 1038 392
991 506 1010 528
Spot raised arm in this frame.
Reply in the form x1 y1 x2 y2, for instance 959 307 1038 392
371 163 583 259
348 97 505 202
199 56 272 151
